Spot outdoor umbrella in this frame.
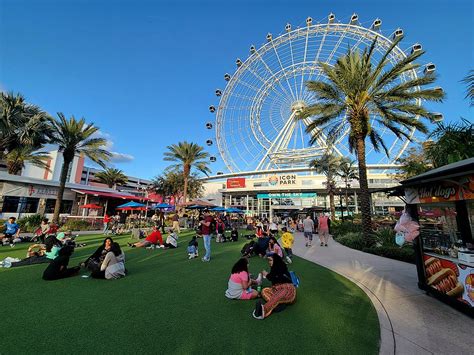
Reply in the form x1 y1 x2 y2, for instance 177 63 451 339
153 203 173 209
210 206 226 212
226 207 244 214
117 201 146 209
187 205 207 210
80 204 102 209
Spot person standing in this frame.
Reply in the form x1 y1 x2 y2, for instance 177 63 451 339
172 213 181 233
103 213 111 235
200 210 214 262
303 215 314 247
318 213 330 247
281 227 294 263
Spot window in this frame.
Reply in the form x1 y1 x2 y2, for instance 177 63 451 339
45 199 73 214
2 196 20 212
22 198 39 213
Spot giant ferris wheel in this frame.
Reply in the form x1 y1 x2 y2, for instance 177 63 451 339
206 14 440 174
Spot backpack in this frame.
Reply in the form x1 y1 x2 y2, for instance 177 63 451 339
241 241 255 256
289 271 300 288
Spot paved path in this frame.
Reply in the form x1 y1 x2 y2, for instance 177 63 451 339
291 233 473 355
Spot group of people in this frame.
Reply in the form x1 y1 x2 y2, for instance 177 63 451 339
302 214 331 247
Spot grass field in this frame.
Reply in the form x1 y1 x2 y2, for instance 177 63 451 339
0 231 379 354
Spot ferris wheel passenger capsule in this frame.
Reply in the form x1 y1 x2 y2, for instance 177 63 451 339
266 33 272 42
328 13 335 23
216 171 223 175
215 89 222 97
250 45 256 54
350 14 358 25
424 63 436 74
371 19 382 30
432 113 443 123
236 58 242 67
209 105 216 113
306 17 312 26
411 43 422 54
205 122 213 129
206 139 213 146
224 73 231 81
210 156 217 162
393 28 404 40
285 23 291 32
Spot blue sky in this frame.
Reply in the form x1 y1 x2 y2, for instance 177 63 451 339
1 0 472 179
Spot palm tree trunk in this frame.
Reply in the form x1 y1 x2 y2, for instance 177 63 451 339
344 178 349 215
52 153 72 224
182 164 190 209
355 137 372 241
329 189 336 220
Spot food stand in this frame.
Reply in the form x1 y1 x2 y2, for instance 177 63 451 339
400 158 474 317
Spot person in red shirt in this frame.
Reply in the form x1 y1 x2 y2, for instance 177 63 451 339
103 214 111 235
128 226 163 248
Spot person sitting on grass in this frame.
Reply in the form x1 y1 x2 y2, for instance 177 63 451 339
266 236 283 258
187 236 199 259
42 246 80 281
81 237 113 272
91 242 125 279
128 226 163 248
163 231 178 249
1 217 20 247
230 227 239 242
225 258 262 300
280 227 294 264
252 254 296 320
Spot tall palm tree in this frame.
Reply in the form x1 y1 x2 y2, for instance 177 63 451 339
94 168 128 189
300 36 444 239
309 153 341 220
5 146 51 175
0 92 51 156
163 141 210 206
336 158 359 215
49 113 111 223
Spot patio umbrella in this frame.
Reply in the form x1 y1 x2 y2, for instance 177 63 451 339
187 205 207 210
226 207 244 214
210 206 226 212
80 204 102 209
153 203 173 209
117 201 146 209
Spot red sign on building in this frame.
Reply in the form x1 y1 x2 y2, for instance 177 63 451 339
227 178 246 189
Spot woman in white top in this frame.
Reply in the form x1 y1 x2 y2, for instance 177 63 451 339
91 242 125 279
163 232 178 249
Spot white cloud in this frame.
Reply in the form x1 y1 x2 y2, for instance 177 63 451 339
92 130 134 164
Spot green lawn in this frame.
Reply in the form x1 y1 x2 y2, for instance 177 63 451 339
0 231 379 354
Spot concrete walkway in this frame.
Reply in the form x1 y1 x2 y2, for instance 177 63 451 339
292 232 473 355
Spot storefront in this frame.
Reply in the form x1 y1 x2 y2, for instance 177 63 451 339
401 158 474 317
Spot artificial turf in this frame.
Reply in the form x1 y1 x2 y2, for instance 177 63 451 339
0 231 379 355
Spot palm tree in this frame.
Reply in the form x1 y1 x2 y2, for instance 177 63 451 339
425 119 474 167
309 153 341 220
0 92 51 156
163 141 210 206
300 36 444 239
5 146 51 175
49 113 111 223
94 168 128 189
461 70 473 106
336 158 359 215
394 147 431 180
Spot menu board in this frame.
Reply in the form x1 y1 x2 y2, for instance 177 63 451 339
423 255 474 307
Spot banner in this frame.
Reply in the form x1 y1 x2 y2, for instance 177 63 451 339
257 192 316 199
405 175 474 204
227 178 246 188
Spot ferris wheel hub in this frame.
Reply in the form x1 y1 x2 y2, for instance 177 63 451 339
291 100 307 114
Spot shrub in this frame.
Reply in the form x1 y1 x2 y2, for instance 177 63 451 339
332 221 362 237
362 246 415 264
59 219 95 232
372 227 396 247
336 232 365 250
17 214 43 232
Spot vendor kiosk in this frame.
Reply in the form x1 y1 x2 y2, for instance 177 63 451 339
401 158 474 317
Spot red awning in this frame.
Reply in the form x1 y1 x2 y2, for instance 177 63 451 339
73 189 148 201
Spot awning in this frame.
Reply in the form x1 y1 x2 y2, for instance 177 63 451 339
72 189 148 201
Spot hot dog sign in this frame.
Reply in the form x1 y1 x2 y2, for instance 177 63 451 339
423 255 474 307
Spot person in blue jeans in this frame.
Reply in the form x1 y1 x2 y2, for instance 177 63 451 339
200 210 214 262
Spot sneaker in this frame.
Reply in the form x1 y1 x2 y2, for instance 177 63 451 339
320 242 323 246
305 242 308 247
286 256 292 264
252 300 264 320
325 243 328 247
255 273 263 285
10 244 15 248
201 257 210 262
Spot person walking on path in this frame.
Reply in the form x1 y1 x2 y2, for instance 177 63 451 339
318 213 330 247
303 215 314 247
201 210 214 262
